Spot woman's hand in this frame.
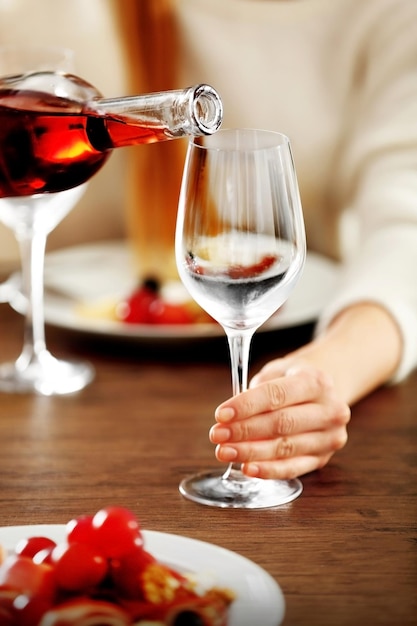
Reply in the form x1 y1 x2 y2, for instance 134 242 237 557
209 359 351 480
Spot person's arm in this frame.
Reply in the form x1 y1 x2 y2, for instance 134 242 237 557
209 302 401 480
274 302 402 405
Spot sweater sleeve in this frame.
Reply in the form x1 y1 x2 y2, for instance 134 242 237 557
315 0 417 383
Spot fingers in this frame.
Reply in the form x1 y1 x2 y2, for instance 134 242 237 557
210 363 351 480
213 426 348 465
215 365 334 424
210 398 350 443
242 454 333 480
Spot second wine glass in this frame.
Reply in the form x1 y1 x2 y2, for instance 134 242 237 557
0 45 93 395
175 128 306 508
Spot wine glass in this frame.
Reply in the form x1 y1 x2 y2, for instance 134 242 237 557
0 45 94 395
175 129 306 508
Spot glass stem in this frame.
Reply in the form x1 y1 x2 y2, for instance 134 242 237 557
16 228 47 368
222 329 254 480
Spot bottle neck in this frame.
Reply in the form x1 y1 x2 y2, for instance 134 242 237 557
88 84 223 139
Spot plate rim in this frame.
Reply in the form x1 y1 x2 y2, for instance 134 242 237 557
0 523 285 626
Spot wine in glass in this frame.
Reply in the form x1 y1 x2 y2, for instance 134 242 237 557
0 45 223 395
175 128 306 508
0 45 93 395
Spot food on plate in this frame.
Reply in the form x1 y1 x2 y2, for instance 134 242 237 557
75 245 286 327
186 251 279 280
115 279 214 326
115 248 283 325
76 279 216 326
0 506 234 625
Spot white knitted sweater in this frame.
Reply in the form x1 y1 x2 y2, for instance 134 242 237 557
1 0 416 380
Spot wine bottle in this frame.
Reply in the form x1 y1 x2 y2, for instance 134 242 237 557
0 71 223 198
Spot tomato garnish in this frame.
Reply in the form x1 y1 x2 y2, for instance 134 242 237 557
91 506 143 559
227 254 278 279
12 594 53 626
0 506 234 625
188 252 278 279
109 546 156 600
0 555 56 601
148 299 195 325
116 278 211 325
49 542 107 592
116 280 159 324
15 537 56 561
66 514 95 547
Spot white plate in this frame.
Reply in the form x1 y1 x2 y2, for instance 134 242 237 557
39 241 340 340
0 524 285 626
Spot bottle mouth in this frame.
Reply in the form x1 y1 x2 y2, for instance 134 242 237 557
192 84 223 135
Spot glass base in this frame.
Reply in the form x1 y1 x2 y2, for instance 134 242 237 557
179 467 303 509
0 352 94 395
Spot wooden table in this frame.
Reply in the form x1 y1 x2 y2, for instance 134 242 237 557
0 302 416 626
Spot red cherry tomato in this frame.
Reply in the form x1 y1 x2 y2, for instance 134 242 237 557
32 547 54 566
15 537 57 560
110 546 156 599
148 299 195 325
0 555 56 601
13 593 53 626
117 282 159 324
228 254 278 279
49 542 107 592
66 514 96 546
91 506 143 559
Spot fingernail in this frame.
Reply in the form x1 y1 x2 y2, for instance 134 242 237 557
209 426 231 443
215 407 235 422
218 446 238 462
